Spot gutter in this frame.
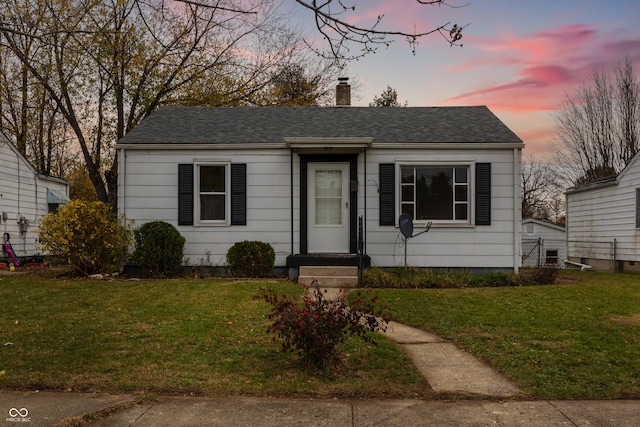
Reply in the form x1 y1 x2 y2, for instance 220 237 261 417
514 147 521 273
115 141 525 151
118 148 127 223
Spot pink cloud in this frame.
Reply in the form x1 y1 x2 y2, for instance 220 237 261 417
435 22 640 155
441 24 640 113
444 65 574 112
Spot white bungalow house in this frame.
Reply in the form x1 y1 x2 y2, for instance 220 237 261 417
521 218 566 267
116 81 525 275
0 133 68 265
566 151 640 272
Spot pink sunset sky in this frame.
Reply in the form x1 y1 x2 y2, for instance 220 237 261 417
290 0 640 158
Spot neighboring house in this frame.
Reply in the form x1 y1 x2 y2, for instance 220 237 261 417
116 81 524 275
521 218 566 267
566 151 640 272
0 133 68 263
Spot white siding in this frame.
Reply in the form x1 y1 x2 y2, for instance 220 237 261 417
120 145 521 270
0 137 68 258
362 148 519 269
521 219 566 267
567 159 640 263
120 149 296 267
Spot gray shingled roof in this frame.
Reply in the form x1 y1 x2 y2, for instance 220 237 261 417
117 105 522 145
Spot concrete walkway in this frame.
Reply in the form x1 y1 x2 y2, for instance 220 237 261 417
315 287 522 397
382 320 522 397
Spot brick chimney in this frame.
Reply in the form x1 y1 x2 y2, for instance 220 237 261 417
336 77 351 106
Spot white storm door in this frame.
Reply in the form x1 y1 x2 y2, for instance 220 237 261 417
307 163 350 253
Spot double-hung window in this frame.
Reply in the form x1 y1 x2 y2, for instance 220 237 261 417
178 162 246 226
400 165 469 223
196 163 229 224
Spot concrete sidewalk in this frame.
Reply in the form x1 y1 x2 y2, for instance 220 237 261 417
2 391 640 426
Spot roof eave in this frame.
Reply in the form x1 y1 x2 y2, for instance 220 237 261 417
116 141 525 150
371 142 524 149
115 142 288 150
565 179 618 195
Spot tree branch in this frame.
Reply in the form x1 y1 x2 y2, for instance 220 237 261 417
291 0 467 66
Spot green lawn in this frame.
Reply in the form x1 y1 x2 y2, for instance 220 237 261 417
2 269 640 399
376 270 640 399
0 273 428 398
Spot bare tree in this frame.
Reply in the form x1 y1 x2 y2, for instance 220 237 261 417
0 0 318 207
0 20 71 178
521 156 565 223
554 56 640 185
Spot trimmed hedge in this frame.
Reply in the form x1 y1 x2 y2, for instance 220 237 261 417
226 240 275 277
133 221 185 277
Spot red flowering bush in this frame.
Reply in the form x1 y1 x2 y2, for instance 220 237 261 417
254 282 391 371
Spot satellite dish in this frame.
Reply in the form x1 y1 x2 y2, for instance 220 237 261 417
398 213 414 238
398 213 432 266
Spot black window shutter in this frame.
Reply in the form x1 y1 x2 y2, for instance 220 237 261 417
636 189 640 228
231 163 247 225
379 163 395 226
475 163 491 225
178 164 194 226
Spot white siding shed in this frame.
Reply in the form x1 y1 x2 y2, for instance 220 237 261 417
521 218 566 267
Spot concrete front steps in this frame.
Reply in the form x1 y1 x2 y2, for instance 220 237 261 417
298 266 358 288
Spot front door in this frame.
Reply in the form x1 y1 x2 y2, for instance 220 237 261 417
307 162 350 253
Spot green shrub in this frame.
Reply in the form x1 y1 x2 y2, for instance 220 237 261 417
226 240 275 277
519 266 560 286
38 200 130 276
363 267 519 288
133 221 186 277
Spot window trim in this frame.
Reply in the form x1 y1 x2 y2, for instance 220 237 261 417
195 162 231 226
396 162 473 226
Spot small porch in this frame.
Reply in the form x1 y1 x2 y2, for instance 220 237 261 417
285 253 371 285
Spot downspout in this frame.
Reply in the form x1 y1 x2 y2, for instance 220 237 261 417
363 147 367 255
513 147 521 273
565 191 569 265
290 147 294 254
15 148 24 254
33 171 38 254
34 173 38 221
119 148 126 224
16 148 20 217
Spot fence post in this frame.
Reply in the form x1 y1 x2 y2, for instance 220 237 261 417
613 238 617 272
538 237 542 267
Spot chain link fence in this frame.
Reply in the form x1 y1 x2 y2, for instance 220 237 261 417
522 238 567 268
566 239 616 271
524 238 621 271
